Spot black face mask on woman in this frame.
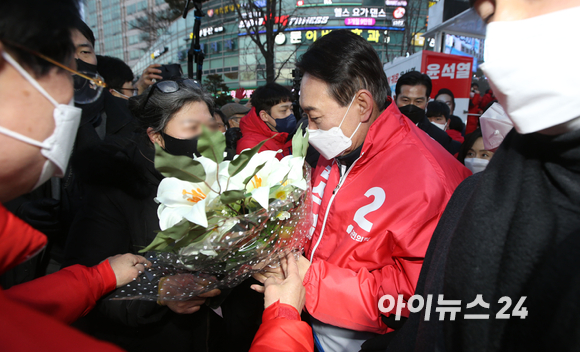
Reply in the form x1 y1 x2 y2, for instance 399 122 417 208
398 104 426 125
161 132 200 158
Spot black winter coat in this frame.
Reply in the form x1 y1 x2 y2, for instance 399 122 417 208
63 136 264 352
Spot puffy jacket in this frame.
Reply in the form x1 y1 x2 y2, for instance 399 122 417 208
303 102 471 334
237 107 292 159
0 204 123 351
250 301 314 352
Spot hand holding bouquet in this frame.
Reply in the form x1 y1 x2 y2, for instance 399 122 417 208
112 128 312 302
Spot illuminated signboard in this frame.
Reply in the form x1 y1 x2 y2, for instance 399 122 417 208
190 26 224 39
240 16 329 28
345 18 376 26
385 0 407 5
392 19 405 27
288 16 329 26
334 7 387 18
297 28 381 43
150 46 168 59
393 6 405 18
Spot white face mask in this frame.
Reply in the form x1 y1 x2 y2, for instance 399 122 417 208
464 157 489 174
431 121 447 131
481 7 580 134
308 96 361 160
0 51 82 190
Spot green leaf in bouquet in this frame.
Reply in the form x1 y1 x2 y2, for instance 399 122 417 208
139 220 191 253
154 144 206 183
173 226 210 252
242 162 267 185
220 190 247 204
292 129 309 158
228 138 269 177
197 125 226 164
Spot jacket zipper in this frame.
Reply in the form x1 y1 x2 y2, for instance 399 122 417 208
309 153 363 263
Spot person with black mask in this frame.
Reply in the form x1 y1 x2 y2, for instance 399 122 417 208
236 82 296 159
57 19 139 253
1 17 140 282
395 71 461 155
63 79 265 352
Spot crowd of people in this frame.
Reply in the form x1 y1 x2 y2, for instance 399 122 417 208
1 0 580 351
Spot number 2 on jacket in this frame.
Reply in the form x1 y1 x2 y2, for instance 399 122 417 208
351 187 386 233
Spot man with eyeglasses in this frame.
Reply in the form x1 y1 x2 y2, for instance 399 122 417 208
0 0 151 350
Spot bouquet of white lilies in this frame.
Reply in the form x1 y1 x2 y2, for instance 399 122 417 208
112 128 312 302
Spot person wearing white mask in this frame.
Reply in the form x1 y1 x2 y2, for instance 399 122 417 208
456 129 494 174
426 100 451 132
380 2 580 352
254 30 471 352
0 1 151 350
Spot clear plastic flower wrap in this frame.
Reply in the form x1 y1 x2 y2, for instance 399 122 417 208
111 128 312 301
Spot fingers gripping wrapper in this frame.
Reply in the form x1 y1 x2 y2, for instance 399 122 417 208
112 128 312 301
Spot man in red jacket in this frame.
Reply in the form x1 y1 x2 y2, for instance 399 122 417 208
257 30 471 351
237 83 296 159
0 1 149 350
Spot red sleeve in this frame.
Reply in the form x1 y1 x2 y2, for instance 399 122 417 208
4 260 117 324
470 93 481 108
236 136 256 154
250 301 314 352
303 212 442 334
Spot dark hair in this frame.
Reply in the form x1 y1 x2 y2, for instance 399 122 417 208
435 88 455 110
457 128 482 164
296 30 390 109
471 82 479 88
128 80 215 136
426 101 450 121
97 55 134 89
251 83 292 116
395 71 432 98
448 115 465 133
0 0 79 77
72 17 95 48
214 109 228 128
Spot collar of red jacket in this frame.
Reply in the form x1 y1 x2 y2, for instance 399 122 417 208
351 102 411 167
0 204 47 275
239 107 289 144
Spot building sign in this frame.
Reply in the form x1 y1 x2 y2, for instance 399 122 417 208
392 19 405 27
345 18 376 26
334 7 387 18
393 7 405 19
190 26 224 39
210 4 239 16
291 31 302 44
240 15 328 29
288 16 329 26
150 46 168 59
297 29 381 43
386 0 407 5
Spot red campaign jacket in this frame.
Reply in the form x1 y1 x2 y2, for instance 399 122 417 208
303 103 472 334
237 107 292 159
0 204 123 351
250 301 314 352
447 129 464 144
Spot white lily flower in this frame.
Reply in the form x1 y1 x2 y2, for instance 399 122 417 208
279 155 307 190
156 177 217 229
228 150 287 209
